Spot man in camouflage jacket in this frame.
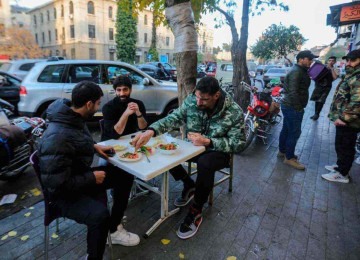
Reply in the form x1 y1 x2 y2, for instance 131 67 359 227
322 49 360 183
132 77 245 239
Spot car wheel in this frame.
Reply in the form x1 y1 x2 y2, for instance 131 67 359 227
163 103 178 116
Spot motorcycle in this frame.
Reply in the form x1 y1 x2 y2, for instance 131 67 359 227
240 79 283 150
0 98 45 180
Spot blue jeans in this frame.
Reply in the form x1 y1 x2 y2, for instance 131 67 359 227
279 105 304 159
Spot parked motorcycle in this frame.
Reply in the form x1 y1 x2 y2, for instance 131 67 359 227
0 98 45 180
241 80 283 150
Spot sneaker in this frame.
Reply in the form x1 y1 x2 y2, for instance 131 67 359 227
356 157 360 165
325 165 338 171
109 224 140 246
277 152 298 160
174 187 195 207
176 206 203 239
284 158 305 170
321 171 349 183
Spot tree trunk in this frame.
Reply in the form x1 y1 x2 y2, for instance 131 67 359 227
232 0 250 111
150 14 157 50
165 0 197 105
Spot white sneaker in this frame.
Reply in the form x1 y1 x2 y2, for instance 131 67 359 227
110 224 140 246
321 171 349 183
325 165 338 171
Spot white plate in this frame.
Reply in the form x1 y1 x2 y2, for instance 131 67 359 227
113 144 128 152
138 146 155 155
156 143 179 155
117 152 142 162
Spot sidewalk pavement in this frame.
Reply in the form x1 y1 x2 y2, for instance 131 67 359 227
0 79 359 259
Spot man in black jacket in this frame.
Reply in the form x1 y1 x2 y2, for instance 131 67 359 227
278 50 318 170
38 81 139 260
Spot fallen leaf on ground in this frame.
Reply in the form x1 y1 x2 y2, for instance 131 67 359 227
24 212 31 217
30 188 42 196
29 207 34 210
20 195 26 200
227 257 237 260
1 235 8 240
8 231 17 237
51 233 59 239
161 239 170 245
179 252 185 259
20 235 29 241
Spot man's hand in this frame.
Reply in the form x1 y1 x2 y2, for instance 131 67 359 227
334 119 346 126
94 144 113 159
128 102 141 116
187 132 210 146
124 106 135 116
94 171 106 184
132 130 154 150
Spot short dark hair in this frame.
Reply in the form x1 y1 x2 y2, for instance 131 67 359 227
328 56 337 61
195 77 220 95
71 81 103 108
113 75 132 90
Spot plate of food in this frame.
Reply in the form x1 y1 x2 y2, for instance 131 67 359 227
156 142 179 155
113 144 127 152
118 152 142 162
138 145 155 155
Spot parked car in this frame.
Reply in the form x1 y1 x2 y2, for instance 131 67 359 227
262 67 289 85
205 61 217 77
47 56 65 61
0 70 22 113
137 64 171 81
0 59 46 79
18 60 179 119
216 63 256 83
256 65 278 75
147 62 177 81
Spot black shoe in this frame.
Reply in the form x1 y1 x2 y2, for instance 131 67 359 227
174 186 195 207
310 114 319 120
176 206 203 239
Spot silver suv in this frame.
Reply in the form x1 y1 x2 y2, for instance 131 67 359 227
0 59 46 79
18 60 179 118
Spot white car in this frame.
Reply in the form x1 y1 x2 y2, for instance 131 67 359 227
18 60 179 118
0 59 46 79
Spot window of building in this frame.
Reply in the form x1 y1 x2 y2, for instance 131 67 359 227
88 25 95 38
63 49 66 57
166 37 170 46
42 32 45 44
108 6 113 18
48 30 51 42
0 1 2 7
55 29 58 41
144 14 147 25
144 33 147 43
69 1 74 14
109 28 114 41
49 50 52 56
61 5 64 17
54 8 57 19
62 27 65 40
109 52 115 61
0 24 4 37
89 48 96 59
70 25 75 38
47 10 50 21
88 1 95 14
71 48 76 59
33 15 37 25
35 33 38 44
40 13 43 23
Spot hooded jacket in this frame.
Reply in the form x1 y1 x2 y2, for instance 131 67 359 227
328 66 360 129
282 64 311 111
150 90 245 153
38 99 96 197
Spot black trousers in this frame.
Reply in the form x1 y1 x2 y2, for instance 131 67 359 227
170 151 230 209
335 126 360 176
54 164 134 260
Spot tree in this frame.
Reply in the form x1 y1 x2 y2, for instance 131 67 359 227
0 27 45 59
116 0 137 63
222 43 231 52
213 46 221 55
251 24 306 66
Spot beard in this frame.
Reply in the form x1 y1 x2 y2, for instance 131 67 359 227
117 95 130 102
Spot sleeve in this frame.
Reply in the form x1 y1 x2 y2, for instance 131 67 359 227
102 102 115 120
286 70 303 110
340 81 360 123
138 101 147 119
39 134 95 192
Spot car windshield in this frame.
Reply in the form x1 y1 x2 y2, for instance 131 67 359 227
267 68 286 74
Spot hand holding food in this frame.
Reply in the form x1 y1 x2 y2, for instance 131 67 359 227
132 130 154 151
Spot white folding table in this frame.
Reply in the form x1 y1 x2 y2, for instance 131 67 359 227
98 134 205 237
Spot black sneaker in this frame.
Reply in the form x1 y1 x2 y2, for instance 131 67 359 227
176 206 203 239
174 187 195 207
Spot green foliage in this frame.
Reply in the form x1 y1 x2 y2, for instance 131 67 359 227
116 0 137 63
213 46 221 55
148 47 159 61
197 52 204 63
222 43 231 52
251 24 306 61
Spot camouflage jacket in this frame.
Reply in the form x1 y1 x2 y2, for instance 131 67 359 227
328 67 360 129
150 90 245 153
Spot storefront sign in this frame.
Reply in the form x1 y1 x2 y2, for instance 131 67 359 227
340 4 360 24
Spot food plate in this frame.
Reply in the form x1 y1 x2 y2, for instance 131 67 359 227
113 144 127 152
117 152 142 162
138 145 155 155
156 143 179 155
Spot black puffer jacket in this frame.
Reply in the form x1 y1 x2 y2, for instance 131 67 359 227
38 99 96 197
282 64 311 111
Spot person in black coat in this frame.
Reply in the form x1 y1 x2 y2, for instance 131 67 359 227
310 56 339 120
38 81 139 260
